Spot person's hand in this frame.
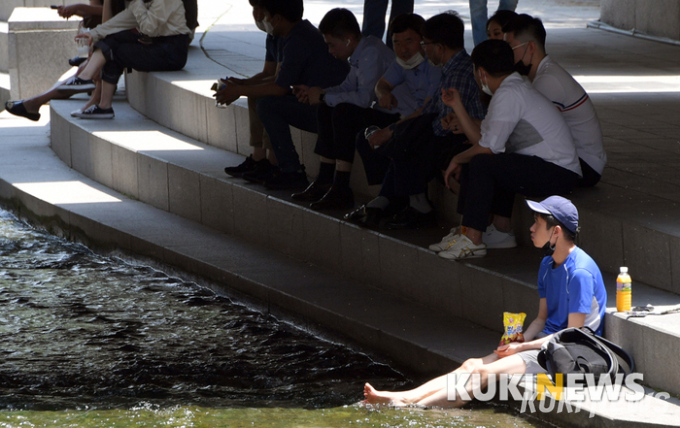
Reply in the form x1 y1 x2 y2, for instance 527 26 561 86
441 87 462 109
292 85 310 103
443 158 462 189
75 32 93 46
441 112 463 134
378 93 398 110
494 342 523 359
368 127 393 148
214 85 241 106
57 5 79 18
306 86 324 105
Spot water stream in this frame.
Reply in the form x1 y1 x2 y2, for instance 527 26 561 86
0 209 547 427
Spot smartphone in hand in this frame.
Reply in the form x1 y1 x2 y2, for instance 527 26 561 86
50 5 59 9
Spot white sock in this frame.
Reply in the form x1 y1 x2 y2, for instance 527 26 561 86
366 196 390 210
409 194 432 213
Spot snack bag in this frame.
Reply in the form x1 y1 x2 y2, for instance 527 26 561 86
499 312 526 346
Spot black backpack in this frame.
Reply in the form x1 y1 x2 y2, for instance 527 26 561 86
537 327 635 385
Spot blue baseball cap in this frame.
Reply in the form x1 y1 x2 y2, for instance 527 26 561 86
526 196 579 234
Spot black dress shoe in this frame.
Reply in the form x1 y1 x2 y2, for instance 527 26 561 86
384 206 436 230
344 204 383 228
291 181 331 202
263 168 309 190
5 100 40 122
309 185 354 211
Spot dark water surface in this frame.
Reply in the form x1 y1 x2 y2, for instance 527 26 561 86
0 209 546 427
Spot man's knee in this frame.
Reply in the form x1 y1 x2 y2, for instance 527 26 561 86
256 96 278 121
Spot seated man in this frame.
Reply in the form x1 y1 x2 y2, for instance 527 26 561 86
217 0 350 190
290 8 396 211
504 14 606 187
433 40 581 260
350 12 485 229
364 195 607 408
57 0 198 119
351 12 440 195
222 0 282 179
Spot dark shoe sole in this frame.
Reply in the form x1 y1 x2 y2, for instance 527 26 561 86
5 101 40 122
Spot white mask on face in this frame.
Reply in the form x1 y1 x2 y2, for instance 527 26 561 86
263 19 275 35
396 51 425 70
479 70 493 96
255 19 268 33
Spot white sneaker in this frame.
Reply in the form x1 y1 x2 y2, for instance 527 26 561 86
438 234 487 260
70 108 83 117
428 226 461 252
482 224 517 249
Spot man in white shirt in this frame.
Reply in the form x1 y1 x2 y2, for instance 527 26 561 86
503 14 606 187
433 40 581 260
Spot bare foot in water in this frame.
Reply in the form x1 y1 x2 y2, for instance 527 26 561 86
363 383 407 406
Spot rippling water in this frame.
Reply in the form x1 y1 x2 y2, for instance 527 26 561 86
0 209 546 427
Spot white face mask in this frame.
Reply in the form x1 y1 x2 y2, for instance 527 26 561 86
479 71 493 96
255 20 268 34
263 19 275 35
396 51 425 70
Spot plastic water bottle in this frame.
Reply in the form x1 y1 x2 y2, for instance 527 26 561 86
364 125 381 148
616 266 632 312
212 77 228 109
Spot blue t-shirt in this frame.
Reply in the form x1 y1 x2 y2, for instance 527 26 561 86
264 34 283 63
275 20 350 90
538 247 607 336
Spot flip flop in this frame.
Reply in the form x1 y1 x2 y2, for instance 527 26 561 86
5 100 41 122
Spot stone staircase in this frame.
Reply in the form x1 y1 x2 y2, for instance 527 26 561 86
1 2 679 425
47 28 680 402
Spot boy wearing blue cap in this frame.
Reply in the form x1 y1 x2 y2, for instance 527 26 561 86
362 195 607 408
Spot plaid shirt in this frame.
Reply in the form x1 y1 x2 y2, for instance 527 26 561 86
425 49 485 136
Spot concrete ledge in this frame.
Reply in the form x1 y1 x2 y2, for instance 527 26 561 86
1 105 678 426
50 98 680 397
601 0 680 41
0 0 80 22
0 21 8 73
125 39 680 293
8 7 79 100
0 71 9 111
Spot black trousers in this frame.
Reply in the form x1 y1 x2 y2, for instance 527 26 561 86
371 114 468 198
95 30 189 85
578 158 601 187
314 102 399 164
457 153 580 232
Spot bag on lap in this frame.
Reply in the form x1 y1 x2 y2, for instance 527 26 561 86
537 327 635 385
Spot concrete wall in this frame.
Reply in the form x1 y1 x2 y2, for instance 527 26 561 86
8 7 79 100
1 0 80 21
601 0 680 41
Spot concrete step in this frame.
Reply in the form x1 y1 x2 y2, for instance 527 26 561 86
124 40 680 299
0 71 9 112
0 21 7 73
1 103 676 428
49 97 680 399
0 1 80 22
